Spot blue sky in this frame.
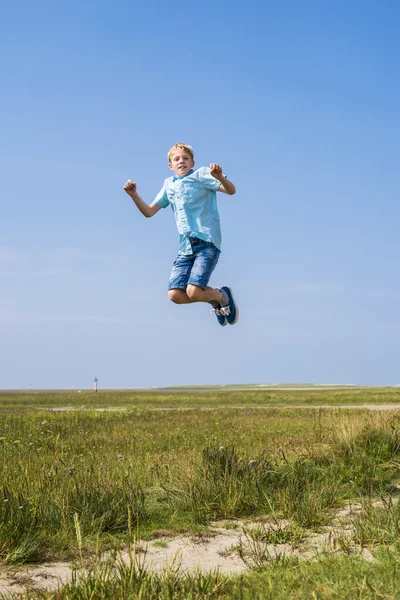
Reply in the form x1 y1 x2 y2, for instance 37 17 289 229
1 0 399 388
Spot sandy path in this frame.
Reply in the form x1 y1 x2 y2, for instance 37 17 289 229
0 529 245 596
45 404 400 412
0 501 379 597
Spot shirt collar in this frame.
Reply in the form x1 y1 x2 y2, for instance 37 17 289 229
172 168 194 182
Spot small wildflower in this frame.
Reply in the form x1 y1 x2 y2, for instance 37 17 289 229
19 506 23 509
4 499 8 503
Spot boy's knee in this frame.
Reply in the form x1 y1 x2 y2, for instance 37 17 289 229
186 284 203 302
168 289 185 304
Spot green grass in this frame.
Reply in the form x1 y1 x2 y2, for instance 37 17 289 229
349 497 400 547
1 399 400 564
9 548 400 599
1 386 400 411
3 390 400 598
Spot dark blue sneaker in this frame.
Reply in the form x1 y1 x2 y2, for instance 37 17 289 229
220 286 239 325
210 304 228 326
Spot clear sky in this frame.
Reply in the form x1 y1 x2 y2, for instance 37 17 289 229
1 0 399 388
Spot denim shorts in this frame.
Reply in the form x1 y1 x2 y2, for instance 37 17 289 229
168 238 221 291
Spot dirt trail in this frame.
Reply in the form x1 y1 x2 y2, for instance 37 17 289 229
0 498 387 597
45 404 400 412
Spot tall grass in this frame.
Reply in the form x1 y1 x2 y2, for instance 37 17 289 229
175 425 399 527
1 405 400 564
350 497 400 547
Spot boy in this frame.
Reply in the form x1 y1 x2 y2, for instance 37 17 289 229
123 143 238 326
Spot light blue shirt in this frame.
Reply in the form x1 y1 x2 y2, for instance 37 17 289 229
154 166 223 255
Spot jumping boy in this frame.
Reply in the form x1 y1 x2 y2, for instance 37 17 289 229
123 143 238 326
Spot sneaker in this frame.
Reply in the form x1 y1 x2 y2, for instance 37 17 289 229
220 286 239 325
210 305 228 326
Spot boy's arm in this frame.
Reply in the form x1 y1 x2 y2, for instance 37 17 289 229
123 180 161 218
209 164 236 195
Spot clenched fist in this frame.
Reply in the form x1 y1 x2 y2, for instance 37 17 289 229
210 163 223 180
124 180 137 196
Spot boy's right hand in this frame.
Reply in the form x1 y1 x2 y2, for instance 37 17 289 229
124 180 137 196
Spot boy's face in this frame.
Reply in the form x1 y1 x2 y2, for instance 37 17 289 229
169 150 195 177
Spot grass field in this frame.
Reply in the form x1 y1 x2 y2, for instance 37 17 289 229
2 388 400 598
1 385 400 410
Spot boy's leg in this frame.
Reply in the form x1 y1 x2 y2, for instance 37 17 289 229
168 240 238 325
186 243 220 296
186 243 239 324
186 285 223 304
168 289 193 304
185 242 230 325
186 284 228 327
168 252 194 303
169 286 223 304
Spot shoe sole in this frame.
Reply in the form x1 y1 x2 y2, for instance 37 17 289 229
222 286 239 325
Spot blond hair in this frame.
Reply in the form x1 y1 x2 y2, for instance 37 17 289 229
168 143 194 163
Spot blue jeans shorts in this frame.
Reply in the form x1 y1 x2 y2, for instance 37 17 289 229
168 238 221 291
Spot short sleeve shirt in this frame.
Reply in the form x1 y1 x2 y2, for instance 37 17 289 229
154 167 223 255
